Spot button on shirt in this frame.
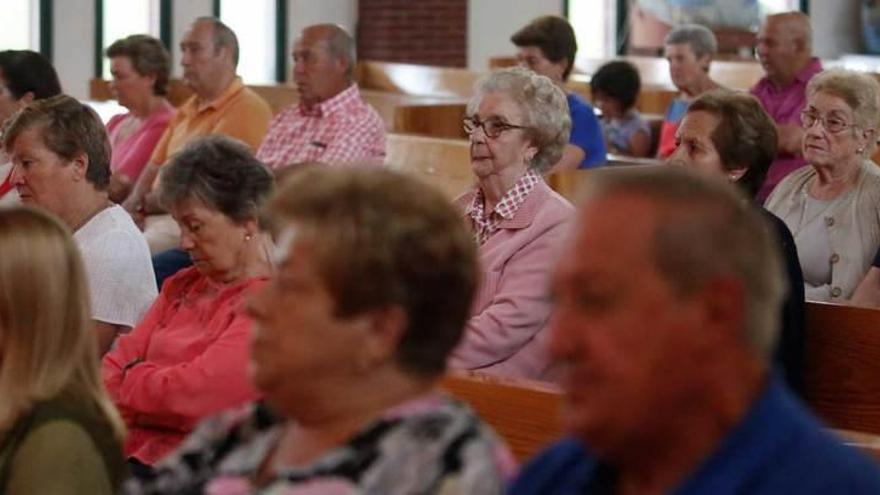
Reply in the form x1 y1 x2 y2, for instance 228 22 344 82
751 58 823 202
256 83 386 171
508 377 880 495
466 170 542 245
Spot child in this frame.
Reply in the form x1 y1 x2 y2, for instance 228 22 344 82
590 61 652 157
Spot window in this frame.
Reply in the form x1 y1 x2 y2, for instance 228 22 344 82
218 0 279 84
101 0 161 78
0 0 39 50
567 0 617 64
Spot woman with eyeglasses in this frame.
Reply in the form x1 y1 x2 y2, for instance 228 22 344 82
448 67 574 382
766 68 880 302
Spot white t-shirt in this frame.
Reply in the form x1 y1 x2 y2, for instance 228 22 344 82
74 204 157 328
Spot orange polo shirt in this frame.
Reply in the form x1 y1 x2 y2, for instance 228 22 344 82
149 77 272 187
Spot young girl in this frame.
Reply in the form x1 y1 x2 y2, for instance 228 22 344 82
590 60 652 157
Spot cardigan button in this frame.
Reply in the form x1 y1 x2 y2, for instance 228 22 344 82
831 286 843 298
825 217 835 227
830 253 840 264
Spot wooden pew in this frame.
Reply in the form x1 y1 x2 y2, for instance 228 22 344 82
441 371 564 462
547 159 663 203
804 301 880 436
357 61 483 98
384 133 473 199
393 102 468 139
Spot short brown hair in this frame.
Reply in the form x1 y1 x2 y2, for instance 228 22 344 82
511 16 577 80
2 95 111 190
269 167 478 377
688 90 778 198
106 34 171 96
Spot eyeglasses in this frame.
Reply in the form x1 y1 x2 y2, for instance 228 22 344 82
800 110 855 134
463 116 529 139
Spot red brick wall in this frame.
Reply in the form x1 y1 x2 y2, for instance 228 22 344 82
357 0 467 67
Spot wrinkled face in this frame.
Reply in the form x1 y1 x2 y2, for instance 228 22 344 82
664 43 708 92
171 197 250 282
110 56 155 109
180 21 227 94
516 45 567 83
0 70 24 124
592 89 624 120
468 91 536 179
802 91 868 169
668 110 733 178
246 226 370 402
550 196 716 455
9 127 82 223
292 29 348 107
755 20 799 83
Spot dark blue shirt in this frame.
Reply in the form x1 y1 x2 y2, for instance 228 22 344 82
509 378 880 494
567 93 606 169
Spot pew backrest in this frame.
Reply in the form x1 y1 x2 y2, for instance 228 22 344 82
441 371 564 462
385 133 473 199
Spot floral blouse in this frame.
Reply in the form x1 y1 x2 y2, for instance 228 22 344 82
124 392 517 494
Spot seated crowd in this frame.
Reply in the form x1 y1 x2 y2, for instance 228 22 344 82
2 8 880 495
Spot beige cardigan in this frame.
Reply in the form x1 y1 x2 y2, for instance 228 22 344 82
766 160 880 302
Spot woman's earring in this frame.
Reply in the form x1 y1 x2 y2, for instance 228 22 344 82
245 234 252 241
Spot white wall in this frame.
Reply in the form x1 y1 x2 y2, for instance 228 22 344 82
810 0 861 58
467 0 563 70
54 0 94 99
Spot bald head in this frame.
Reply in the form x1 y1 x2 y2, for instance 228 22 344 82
300 24 356 79
756 12 814 86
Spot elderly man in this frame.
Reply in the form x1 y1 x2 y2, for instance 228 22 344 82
4 95 156 354
123 17 272 254
509 167 880 494
256 24 385 171
751 12 822 202
656 23 722 158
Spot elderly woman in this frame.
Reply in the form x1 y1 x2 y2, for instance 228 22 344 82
766 69 880 302
667 89 805 393
105 35 174 202
102 135 273 468
4 95 156 353
512 16 606 169
448 67 574 382
0 49 61 205
124 167 515 494
0 207 125 494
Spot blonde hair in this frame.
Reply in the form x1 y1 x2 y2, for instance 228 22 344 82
0 207 124 442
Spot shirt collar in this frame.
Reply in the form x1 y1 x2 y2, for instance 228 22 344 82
298 83 360 118
466 170 542 221
193 76 245 114
794 58 823 84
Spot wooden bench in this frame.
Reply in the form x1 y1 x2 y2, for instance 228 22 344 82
441 371 564 462
804 301 880 436
384 133 473 199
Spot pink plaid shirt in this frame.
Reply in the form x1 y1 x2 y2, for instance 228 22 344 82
466 170 542 245
256 84 386 170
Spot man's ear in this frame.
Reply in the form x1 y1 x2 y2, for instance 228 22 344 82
70 152 89 181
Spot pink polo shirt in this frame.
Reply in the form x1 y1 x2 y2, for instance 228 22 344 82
106 103 175 183
751 58 823 202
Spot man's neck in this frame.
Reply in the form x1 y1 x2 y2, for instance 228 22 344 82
770 57 813 89
613 359 768 495
196 71 237 105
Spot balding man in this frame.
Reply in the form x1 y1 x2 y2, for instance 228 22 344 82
751 12 822 202
509 168 880 494
256 24 386 171
124 17 272 255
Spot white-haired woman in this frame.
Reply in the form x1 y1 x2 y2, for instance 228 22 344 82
0 207 126 494
448 67 574 381
767 68 880 302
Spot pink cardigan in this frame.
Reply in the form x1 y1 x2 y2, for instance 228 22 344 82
449 180 574 382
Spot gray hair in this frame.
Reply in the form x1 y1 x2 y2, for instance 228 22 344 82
665 23 718 60
807 68 880 154
158 135 273 223
321 24 356 81
195 16 239 68
581 167 786 360
467 66 571 173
